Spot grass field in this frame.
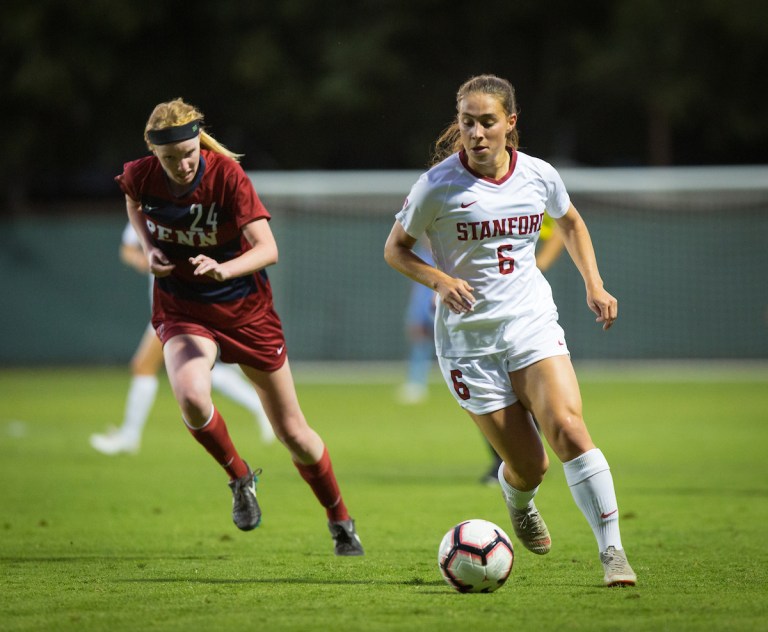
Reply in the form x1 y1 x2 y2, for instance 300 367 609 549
1 364 767 631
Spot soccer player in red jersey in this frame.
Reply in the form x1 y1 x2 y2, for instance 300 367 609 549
89 221 276 456
117 98 362 555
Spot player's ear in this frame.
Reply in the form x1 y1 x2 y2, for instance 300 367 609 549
507 113 517 132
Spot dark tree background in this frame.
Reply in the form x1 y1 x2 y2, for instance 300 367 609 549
2 0 767 213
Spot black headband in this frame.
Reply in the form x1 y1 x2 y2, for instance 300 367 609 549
146 120 202 145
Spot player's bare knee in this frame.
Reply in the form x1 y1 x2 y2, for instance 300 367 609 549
271 416 310 450
547 412 591 460
176 392 213 426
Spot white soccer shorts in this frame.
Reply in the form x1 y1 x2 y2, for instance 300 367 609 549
437 321 569 415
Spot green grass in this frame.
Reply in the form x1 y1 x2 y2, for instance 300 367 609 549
1 365 767 631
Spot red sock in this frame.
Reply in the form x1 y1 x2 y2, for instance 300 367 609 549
186 407 248 480
294 446 350 522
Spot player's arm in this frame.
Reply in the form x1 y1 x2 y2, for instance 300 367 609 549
125 195 175 277
384 220 474 314
555 204 617 330
189 218 277 281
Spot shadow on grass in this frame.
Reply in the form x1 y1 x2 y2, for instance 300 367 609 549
0 557 446 587
1 555 228 563
116 577 447 586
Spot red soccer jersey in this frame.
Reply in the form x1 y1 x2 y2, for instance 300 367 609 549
116 150 274 329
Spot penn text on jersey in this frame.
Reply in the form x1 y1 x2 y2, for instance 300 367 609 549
145 217 219 247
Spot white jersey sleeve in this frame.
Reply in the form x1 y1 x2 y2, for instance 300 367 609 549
539 159 571 219
396 171 444 239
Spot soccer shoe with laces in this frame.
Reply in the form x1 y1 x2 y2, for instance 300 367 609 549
328 519 364 556
508 503 552 555
89 428 140 455
228 464 262 531
600 546 637 587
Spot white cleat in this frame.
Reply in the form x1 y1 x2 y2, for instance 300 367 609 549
508 503 552 555
600 546 637 587
89 428 140 455
397 383 428 404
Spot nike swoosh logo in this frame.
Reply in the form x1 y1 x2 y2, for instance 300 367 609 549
460 201 477 208
601 509 618 519
276 345 284 355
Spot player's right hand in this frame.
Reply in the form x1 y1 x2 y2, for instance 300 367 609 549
148 248 175 277
436 277 475 314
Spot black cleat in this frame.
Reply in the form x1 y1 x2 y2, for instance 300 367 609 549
228 464 262 531
328 518 364 556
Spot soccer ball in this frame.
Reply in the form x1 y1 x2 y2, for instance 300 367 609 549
438 519 514 593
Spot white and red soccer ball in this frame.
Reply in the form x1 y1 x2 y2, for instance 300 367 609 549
438 519 514 593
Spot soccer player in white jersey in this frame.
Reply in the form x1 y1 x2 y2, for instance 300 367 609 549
384 74 636 587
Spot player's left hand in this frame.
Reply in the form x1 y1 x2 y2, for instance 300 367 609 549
189 254 229 281
587 287 618 330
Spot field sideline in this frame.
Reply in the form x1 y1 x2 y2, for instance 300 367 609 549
1 364 767 631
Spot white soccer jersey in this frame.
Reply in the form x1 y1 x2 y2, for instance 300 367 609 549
395 149 571 358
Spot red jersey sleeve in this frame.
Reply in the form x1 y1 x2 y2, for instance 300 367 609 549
115 157 153 201
226 160 270 229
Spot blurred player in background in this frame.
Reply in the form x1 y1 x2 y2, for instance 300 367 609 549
115 98 363 555
89 222 276 456
384 74 635 585
397 239 437 404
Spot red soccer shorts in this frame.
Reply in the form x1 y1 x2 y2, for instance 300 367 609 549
155 308 287 372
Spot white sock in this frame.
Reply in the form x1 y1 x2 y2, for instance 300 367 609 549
210 363 273 437
497 462 539 510
563 448 623 552
121 375 158 440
